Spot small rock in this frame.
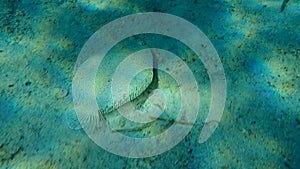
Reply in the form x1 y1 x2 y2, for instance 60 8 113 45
25 81 31 86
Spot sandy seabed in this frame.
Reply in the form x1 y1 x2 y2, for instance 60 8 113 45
0 0 299 168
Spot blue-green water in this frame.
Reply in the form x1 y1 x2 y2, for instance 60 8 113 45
0 0 299 168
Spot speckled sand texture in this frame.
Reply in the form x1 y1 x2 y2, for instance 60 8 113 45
0 0 299 168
